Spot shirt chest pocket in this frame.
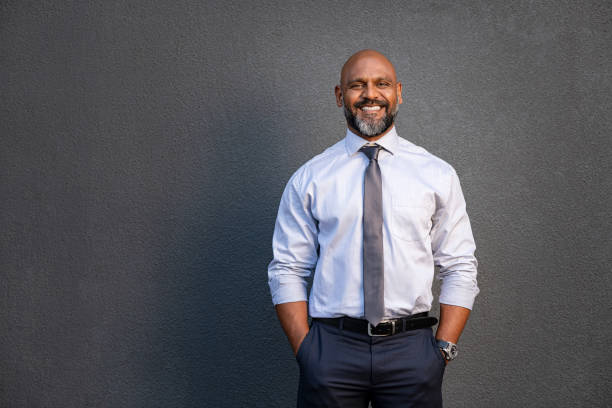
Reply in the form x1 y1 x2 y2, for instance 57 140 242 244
390 199 434 243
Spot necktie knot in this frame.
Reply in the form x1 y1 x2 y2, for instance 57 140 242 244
360 144 382 161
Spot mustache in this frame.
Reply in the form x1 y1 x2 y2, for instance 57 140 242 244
354 99 389 109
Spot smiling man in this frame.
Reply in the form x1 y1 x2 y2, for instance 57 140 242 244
268 50 479 407
339 50 401 138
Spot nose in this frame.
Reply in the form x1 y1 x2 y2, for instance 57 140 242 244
363 82 378 100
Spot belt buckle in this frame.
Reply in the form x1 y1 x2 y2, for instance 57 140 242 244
368 320 395 337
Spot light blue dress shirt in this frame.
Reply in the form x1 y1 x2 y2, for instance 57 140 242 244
268 127 479 319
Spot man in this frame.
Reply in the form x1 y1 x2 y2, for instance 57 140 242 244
268 49 479 407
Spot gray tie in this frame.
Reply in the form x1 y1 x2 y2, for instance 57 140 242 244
360 144 384 327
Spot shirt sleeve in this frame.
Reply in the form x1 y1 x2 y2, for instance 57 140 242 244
430 168 479 310
267 171 319 305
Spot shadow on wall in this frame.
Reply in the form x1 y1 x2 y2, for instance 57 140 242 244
147 97 306 406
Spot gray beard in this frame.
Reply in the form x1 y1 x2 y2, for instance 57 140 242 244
343 99 399 137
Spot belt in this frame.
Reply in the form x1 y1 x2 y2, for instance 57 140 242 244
313 312 438 337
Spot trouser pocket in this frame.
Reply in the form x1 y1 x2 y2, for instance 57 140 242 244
296 323 315 364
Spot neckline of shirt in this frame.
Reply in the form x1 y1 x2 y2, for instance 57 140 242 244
344 126 399 158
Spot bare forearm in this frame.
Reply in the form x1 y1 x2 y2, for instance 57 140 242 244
435 303 471 343
275 301 310 355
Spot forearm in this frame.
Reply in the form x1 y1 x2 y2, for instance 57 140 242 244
275 301 310 355
435 303 471 343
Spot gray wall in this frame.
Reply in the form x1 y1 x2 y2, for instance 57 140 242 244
2 1 610 407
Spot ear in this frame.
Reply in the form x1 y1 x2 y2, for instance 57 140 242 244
396 82 403 105
334 85 343 107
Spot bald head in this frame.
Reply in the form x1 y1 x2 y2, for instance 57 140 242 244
340 49 397 86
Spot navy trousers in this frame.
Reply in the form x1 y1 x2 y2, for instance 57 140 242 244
296 320 445 408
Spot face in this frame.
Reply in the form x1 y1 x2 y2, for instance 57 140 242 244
335 52 403 140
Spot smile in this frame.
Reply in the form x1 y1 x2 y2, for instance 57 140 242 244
361 106 382 112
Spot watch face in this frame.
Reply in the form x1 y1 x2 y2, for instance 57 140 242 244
437 340 458 360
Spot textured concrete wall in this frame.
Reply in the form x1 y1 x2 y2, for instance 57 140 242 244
1 1 610 406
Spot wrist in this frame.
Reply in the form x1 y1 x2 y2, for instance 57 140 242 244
436 339 458 361
292 327 310 355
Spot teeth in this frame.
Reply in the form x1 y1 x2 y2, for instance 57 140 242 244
362 106 381 111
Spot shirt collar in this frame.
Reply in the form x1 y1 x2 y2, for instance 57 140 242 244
344 125 399 157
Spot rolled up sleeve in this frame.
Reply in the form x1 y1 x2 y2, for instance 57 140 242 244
430 169 479 310
268 172 319 305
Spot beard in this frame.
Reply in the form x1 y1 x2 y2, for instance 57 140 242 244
343 97 399 137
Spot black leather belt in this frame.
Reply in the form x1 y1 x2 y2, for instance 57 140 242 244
313 312 438 337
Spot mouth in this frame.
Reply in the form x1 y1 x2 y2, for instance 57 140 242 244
355 100 388 115
358 105 386 117
360 105 382 112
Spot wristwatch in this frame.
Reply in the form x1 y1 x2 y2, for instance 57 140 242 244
436 339 458 361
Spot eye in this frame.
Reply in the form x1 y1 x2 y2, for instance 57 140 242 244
378 82 391 87
349 83 365 89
